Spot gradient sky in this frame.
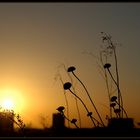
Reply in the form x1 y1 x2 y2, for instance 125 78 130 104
0 3 139 128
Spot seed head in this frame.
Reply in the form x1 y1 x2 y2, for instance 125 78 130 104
87 112 92 117
57 106 65 113
111 96 117 102
71 119 77 124
63 82 72 90
114 108 121 113
110 103 116 107
104 63 111 69
67 66 76 72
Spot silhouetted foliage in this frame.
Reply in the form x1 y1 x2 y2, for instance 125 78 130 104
55 32 134 133
67 66 105 127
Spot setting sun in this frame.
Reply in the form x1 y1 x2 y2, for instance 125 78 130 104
2 98 14 110
0 88 25 113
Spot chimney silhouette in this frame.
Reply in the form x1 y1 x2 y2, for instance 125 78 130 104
52 113 65 129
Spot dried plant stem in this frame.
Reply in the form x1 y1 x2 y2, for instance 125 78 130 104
104 69 112 118
73 122 80 128
62 113 79 128
69 89 97 127
112 107 118 118
100 52 112 119
107 36 123 118
59 76 70 128
72 90 81 128
115 101 128 118
66 71 81 127
72 72 105 127
113 47 123 118
63 64 82 128
107 68 124 118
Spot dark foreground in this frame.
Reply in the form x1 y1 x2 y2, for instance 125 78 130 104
1 128 140 137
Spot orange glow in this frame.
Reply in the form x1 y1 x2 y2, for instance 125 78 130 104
0 88 25 113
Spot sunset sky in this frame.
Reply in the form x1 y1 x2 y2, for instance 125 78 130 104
0 3 139 128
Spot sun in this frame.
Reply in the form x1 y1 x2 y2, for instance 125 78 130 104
0 88 25 113
2 98 14 110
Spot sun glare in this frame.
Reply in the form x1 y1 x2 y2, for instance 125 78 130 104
2 98 14 110
0 88 25 113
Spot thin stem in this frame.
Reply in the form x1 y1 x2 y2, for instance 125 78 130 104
107 68 118 88
66 73 81 127
107 36 123 118
62 113 79 128
69 81 81 128
69 89 97 127
59 76 70 128
90 116 105 127
72 72 105 127
73 90 82 128
63 64 81 128
111 42 121 107
107 68 124 118
113 47 122 117
73 123 79 129
115 101 128 118
112 107 119 118
100 52 112 118
104 69 112 118
63 92 70 128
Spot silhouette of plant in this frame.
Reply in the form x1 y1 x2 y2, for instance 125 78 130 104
0 108 25 136
71 119 79 128
71 118 77 123
87 112 92 117
63 82 105 127
56 32 131 129
110 103 119 118
101 32 126 118
56 106 79 128
114 109 121 118
61 64 82 128
110 103 116 108
110 96 128 118
110 96 117 102
55 63 82 128
63 82 72 90
67 66 76 73
16 113 26 132
104 63 111 69
54 72 70 128
98 51 113 119
67 66 105 127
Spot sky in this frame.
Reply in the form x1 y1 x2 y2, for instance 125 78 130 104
0 3 139 128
